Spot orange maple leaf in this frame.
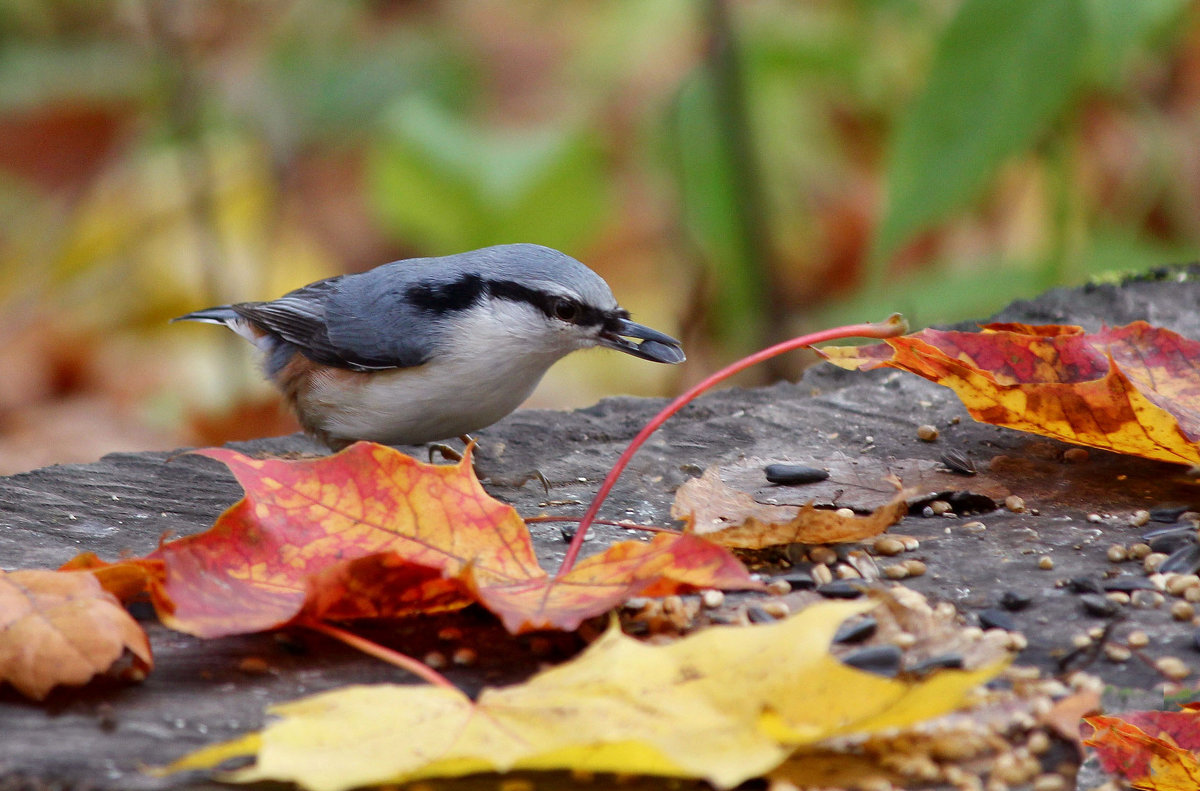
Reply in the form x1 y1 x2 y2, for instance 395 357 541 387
1085 705 1200 790
819 321 1200 465
0 569 153 699
77 443 759 637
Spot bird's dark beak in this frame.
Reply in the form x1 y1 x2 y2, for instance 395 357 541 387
599 318 686 364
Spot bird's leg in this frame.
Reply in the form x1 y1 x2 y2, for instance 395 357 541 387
482 468 550 495
427 434 475 464
429 436 550 494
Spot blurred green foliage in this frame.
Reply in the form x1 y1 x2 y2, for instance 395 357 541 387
368 97 609 253
0 0 1199 466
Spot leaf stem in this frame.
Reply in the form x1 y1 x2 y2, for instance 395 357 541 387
556 316 908 576
301 619 457 690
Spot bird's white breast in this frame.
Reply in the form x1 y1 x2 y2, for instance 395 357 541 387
304 300 582 446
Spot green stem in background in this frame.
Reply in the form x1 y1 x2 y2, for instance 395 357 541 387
703 0 788 375
556 315 908 577
1043 129 1085 290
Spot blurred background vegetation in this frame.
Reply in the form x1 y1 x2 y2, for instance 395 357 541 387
1 0 1198 473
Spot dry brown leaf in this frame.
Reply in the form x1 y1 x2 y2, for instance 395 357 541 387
672 467 910 547
0 569 152 699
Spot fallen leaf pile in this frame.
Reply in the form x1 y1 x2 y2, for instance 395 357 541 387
1085 704 1200 790
819 321 1200 465
6 442 759 698
165 596 1011 791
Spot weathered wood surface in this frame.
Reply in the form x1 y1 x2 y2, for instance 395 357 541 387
3 268 1200 789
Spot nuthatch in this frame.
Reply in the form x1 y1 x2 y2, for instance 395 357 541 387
175 244 685 449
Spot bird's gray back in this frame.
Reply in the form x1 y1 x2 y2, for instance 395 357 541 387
243 244 617 372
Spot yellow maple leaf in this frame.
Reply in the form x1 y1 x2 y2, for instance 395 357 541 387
163 600 1002 790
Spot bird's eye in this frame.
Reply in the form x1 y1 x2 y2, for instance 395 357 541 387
553 299 580 322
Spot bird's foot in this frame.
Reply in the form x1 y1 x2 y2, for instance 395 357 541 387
427 434 476 464
480 469 550 495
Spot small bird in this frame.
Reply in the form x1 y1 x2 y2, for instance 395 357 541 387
175 244 685 450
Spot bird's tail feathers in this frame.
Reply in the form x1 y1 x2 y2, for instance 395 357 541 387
173 306 269 349
172 306 238 325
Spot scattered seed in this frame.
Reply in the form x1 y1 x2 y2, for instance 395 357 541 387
1171 601 1195 621
1088 626 1106 639
1186 586 1200 603
1106 592 1130 605
873 537 905 556
424 651 447 669
810 546 838 565
929 499 953 516
903 559 927 577
1026 731 1051 755
817 579 866 599
909 652 964 675
1081 594 1119 617
833 616 878 644
1071 633 1092 649
1007 631 1028 650
1131 510 1151 527
812 564 834 586
916 424 939 442
1130 590 1164 609
700 589 725 609
841 645 902 677
1102 576 1157 592
237 656 271 675
979 608 1016 631
1106 544 1128 563
1063 448 1090 463
940 449 976 475
1000 590 1033 611
763 464 829 485
1161 544 1200 575
1087 513 1103 523
900 536 920 551
962 520 987 533
766 579 791 596
1104 643 1132 662
1127 630 1150 648
745 604 774 624
762 600 790 619
779 567 816 590
835 507 855 519
437 626 463 642
883 564 909 580
1129 543 1152 559
1155 656 1191 681
1033 773 1068 791
1166 574 1200 596
1144 552 1170 573
1150 506 1190 523
1038 556 1055 570
835 564 862 580
1004 495 1026 513
452 647 477 666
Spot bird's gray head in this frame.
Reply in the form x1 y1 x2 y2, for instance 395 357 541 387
397 244 685 365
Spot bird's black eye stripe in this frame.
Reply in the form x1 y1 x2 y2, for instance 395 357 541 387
405 274 486 314
488 280 607 327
